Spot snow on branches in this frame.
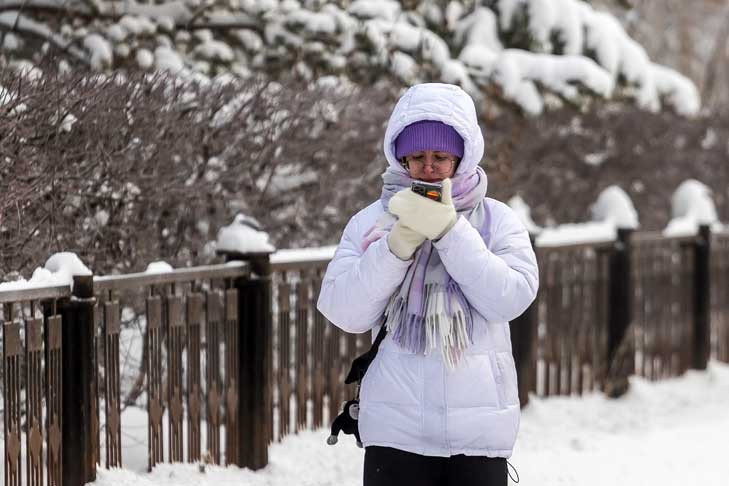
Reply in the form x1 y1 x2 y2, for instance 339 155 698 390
0 0 700 115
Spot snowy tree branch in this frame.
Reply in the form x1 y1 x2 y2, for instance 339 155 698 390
0 11 90 65
0 0 702 116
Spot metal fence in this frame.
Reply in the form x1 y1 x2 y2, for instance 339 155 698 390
2 226 729 485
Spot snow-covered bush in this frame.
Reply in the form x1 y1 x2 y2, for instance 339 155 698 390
0 67 395 278
481 101 729 232
2 66 728 280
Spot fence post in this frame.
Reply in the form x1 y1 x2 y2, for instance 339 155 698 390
509 234 538 408
693 224 711 370
57 275 97 486
220 250 273 470
605 228 634 398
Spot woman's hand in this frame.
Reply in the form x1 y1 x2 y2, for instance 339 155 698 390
387 221 427 260
389 178 457 240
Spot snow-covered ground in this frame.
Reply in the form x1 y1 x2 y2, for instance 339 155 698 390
91 361 729 486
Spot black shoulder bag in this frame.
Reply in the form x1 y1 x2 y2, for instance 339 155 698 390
326 324 388 447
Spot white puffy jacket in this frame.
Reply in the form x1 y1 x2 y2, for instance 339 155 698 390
317 83 539 458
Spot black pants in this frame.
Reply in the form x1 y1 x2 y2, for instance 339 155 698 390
363 446 507 486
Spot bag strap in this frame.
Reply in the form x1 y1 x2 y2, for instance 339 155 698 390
371 324 388 351
344 324 388 386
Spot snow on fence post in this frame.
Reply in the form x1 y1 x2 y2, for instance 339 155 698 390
57 274 97 486
216 215 275 470
509 233 538 408
693 224 711 370
605 228 634 398
665 181 719 370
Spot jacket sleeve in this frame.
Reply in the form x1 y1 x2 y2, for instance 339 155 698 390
317 212 412 334
433 206 539 323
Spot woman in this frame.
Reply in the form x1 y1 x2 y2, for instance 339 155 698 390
317 83 538 486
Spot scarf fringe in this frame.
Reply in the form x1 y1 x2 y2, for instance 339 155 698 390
384 283 473 369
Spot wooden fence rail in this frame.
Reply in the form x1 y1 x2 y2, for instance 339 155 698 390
2 226 729 486
0 261 262 486
269 260 369 443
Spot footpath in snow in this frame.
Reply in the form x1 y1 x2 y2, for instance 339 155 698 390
92 361 729 486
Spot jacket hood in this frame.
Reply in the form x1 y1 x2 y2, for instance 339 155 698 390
383 83 485 176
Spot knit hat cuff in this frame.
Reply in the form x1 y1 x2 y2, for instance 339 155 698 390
395 120 464 160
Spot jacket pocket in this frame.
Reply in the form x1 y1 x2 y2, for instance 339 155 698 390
495 351 519 406
447 354 501 408
488 352 505 408
360 351 420 406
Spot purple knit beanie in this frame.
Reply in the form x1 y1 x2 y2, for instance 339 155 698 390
394 120 464 159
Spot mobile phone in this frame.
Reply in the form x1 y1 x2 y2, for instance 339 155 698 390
411 181 443 202
410 181 443 202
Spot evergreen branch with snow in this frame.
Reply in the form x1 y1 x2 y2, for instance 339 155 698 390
0 0 701 116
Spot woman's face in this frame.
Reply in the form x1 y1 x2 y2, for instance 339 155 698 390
404 150 458 182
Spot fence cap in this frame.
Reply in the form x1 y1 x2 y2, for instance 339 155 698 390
94 261 250 291
216 214 276 255
217 250 275 259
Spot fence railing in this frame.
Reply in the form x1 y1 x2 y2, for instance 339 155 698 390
2 226 729 486
267 225 729 437
1 286 68 486
0 260 268 486
268 259 369 442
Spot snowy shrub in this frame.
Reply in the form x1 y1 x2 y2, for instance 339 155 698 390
2 65 728 281
0 66 396 278
482 101 729 231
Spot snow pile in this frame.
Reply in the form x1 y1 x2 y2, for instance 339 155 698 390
136 49 155 69
0 252 91 292
83 33 113 70
536 221 615 247
144 261 174 273
44 252 91 275
216 214 276 254
82 361 729 485
2 32 20 50
349 0 401 22
10 59 43 81
193 40 235 63
590 185 639 229
59 113 78 132
0 84 27 114
270 246 337 264
508 195 541 234
664 179 722 237
536 185 637 247
154 45 185 73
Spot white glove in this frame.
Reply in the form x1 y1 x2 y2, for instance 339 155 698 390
389 178 457 240
387 221 427 260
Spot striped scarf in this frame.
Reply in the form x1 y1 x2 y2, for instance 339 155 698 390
362 166 489 368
